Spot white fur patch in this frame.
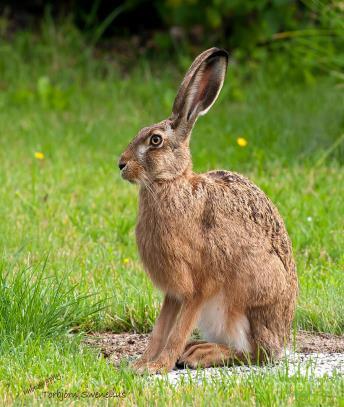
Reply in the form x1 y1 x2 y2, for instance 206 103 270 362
197 293 252 353
197 292 228 345
228 314 252 353
165 123 173 138
136 144 148 161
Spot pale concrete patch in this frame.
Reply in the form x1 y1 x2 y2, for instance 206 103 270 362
158 352 344 384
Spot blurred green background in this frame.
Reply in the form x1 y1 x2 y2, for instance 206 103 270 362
0 0 343 328
0 0 343 335
1 0 343 78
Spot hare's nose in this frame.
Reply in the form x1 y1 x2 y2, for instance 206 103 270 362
118 162 127 170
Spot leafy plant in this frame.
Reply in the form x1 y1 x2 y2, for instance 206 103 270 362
270 0 344 83
0 257 105 350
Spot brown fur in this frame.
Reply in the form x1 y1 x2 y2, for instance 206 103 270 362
118 48 298 373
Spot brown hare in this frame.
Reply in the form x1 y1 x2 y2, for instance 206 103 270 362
118 48 298 374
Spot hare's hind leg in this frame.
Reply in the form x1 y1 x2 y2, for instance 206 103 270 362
183 340 208 352
178 313 254 368
239 251 296 363
248 301 294 363
178 342 251 368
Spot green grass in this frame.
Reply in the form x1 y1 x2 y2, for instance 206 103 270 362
0 24 343 404
1 340 343 405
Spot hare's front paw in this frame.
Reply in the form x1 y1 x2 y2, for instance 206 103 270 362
131 358 173 375
130 357 147 371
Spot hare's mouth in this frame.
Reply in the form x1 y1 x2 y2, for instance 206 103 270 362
120 169 136 184
120 163 142 184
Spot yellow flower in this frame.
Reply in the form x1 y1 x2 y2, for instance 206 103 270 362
236 137 248 147
34 152 45 160
123 258 129 264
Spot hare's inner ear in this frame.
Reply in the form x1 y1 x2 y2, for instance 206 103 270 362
172 48 228 129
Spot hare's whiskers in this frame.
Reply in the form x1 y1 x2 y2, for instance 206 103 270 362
140 175 159 204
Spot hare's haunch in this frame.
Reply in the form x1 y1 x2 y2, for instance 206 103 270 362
118 48 298 374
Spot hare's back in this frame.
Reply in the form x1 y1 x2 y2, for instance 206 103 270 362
206 170 281 230
205 170 295 276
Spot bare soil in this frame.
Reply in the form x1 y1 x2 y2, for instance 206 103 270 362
84 331 344 365
84 333 150 365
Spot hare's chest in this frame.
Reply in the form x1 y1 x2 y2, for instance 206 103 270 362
135 211 197 295
135 213 172 262
136 212 183 269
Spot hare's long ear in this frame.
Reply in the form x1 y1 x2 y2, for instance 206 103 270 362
171 48 228 132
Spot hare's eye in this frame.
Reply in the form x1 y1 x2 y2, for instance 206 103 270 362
150 134 163 147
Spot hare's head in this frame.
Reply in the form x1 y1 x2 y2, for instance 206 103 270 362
119 48 228 184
